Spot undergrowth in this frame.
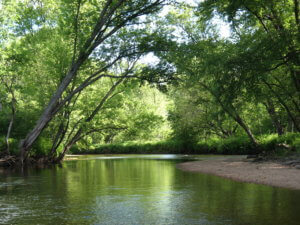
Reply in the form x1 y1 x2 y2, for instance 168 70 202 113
70 133 300 155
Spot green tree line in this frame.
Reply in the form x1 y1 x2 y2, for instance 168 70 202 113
0 0 299 165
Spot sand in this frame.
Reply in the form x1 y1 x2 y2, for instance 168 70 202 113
177 156 300 190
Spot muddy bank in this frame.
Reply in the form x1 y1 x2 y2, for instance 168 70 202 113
177 156 300 190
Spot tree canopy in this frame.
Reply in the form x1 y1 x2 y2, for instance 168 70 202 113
0 0 299 165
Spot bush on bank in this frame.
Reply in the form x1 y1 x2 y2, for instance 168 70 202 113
70 133 300 155
1 133 299 157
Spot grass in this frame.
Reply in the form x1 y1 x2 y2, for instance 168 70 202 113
70 133 300 156
2 133 299 157
70 140 185 154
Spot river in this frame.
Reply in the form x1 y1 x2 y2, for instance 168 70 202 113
1 154 300 224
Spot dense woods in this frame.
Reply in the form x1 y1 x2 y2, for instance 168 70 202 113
0 0 299 166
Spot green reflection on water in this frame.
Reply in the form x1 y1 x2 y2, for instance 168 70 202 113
0 155 300 225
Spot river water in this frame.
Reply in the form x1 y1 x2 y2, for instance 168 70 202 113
0 154 300 225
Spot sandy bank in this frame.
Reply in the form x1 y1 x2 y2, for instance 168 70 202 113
177 156 300 190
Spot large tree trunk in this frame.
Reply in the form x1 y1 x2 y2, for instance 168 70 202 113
290 69 300 96
220 105 258 145
3 83 17 156
264 99 284 135
20 55 87 163
55 128 82 163
54 78 125 162
233 113 258 146
19 0 164 164
5 115 14 155
199 82 258 145
262 79 300 132
49 121 68 159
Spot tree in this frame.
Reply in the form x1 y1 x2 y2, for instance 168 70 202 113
5 0 168 163
150 1 299 147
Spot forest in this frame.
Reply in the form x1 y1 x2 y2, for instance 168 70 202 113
0 0 299 166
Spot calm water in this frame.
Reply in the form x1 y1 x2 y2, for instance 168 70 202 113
0 154 300 225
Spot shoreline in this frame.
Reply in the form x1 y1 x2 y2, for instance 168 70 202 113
177 156 300 190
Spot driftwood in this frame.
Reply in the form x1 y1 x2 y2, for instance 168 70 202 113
0 156 17 167
276 143 292 149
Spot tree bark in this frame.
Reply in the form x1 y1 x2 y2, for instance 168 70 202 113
264 99 284 135
234 113 258 145
5 113 14 155
56 128 82 163
262 79 300 132
55 77 125 161
199 82 258 145
290 69 300 95
20 54 88 162
19 0 164 163
49 121 67 158
49 90 82 159
2 78 17 156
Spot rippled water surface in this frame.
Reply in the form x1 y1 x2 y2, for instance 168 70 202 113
1 154 300 225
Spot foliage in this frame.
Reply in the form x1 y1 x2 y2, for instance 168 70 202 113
0 0 172 162
71 133 300 156
70 140 184 154
0 0 299 163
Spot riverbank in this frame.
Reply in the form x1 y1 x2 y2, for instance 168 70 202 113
70 133 300 155
177 156 300 190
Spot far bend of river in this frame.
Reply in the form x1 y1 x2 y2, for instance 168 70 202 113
1 155 300 225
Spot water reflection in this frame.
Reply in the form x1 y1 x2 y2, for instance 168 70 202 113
0 155 300 225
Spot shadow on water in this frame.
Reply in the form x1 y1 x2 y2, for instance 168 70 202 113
1 154 300 225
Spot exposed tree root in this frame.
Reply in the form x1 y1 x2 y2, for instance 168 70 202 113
0 155 63 168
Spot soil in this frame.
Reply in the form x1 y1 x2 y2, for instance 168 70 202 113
177 156 300 190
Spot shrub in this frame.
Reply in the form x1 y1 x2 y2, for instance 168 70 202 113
31 137 53 158
258 133 300 154
68 133 300 156
293 138 300 152
0 137 20 156
0 136 5 152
